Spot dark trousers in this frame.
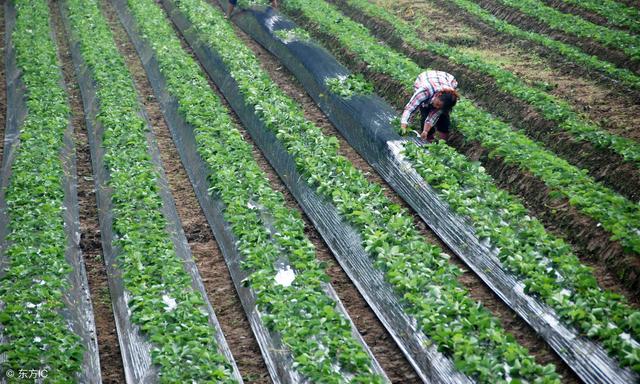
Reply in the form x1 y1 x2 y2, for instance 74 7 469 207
420 104 450 140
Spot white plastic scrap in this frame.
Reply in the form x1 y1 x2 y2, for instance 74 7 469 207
275 265 296 287
162 294 177 312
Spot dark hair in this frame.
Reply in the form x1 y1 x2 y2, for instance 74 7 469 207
439 90 458 112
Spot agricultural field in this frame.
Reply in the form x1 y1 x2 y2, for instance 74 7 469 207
0 0 638 383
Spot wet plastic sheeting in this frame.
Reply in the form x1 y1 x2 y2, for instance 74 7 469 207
59 2 244 383
223 4 640 384
0 3 102 382
114 1 389 382
163 1 473 383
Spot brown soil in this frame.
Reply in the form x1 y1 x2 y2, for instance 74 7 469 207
470 0 640 73
49 3 127 383
0 4 5 166
220 3 583 381
542 0 637 35
348 0 640 202
98 1 272 382
384 0 640 142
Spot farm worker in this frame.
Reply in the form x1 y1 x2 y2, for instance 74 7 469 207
226 0 278 19
400 70 459 143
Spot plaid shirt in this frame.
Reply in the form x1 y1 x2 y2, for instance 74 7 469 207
400 71 458 126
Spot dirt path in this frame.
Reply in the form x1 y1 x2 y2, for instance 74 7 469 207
214 1 581 381
383 0 640 142
49 2 126 383
98 1 272 381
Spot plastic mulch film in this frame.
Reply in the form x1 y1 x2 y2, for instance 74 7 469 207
161 1 477 383
58 2 243 383
112 1 390 382
216 3 640 384
0 2 102 382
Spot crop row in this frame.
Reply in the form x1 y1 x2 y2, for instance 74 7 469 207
277 0 640 372
0 0 84 380
491 0 640 61
341 0 640 166
63 0 238 381
558 0 640 33
283 0 640 257
404 141 640 371
122 0 386 381
444 0 640 91
170 0 561 381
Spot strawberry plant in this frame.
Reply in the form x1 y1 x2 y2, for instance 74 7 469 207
0 1 85 381
492 0 640 61
170 0 561 381
123 0 385 381
64 0 237 381
326 74 374 99
339 0 640 166
276 0 640 371
274 27 311 43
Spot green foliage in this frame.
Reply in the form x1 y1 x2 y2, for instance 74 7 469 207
404 141 640 371
495 0 640 61
64 0 236 381
125 0 384 382
325 74 374 98
350 0 640 165
237 0 271 7
561 0 640 33
279 0 640 372
448 0 640 91
0 1 84 381
274 27 311 42
174 0 560 381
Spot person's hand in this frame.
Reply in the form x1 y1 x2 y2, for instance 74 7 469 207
400 123 408 135
421 122 432 140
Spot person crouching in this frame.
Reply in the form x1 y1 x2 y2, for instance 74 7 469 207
400 70 458 143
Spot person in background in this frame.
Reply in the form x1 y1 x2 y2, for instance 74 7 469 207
226 0 278 19
400 70 458 143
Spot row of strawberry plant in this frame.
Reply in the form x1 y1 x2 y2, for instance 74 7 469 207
122 0 386 381
279 0 640 257
403 142 640 372
169 0 561 381
337 0 640 166
274 0 640 372
444 0 640 91
0 0 85 380
554 0 640 33
64 0 238 381
488 0 640 61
